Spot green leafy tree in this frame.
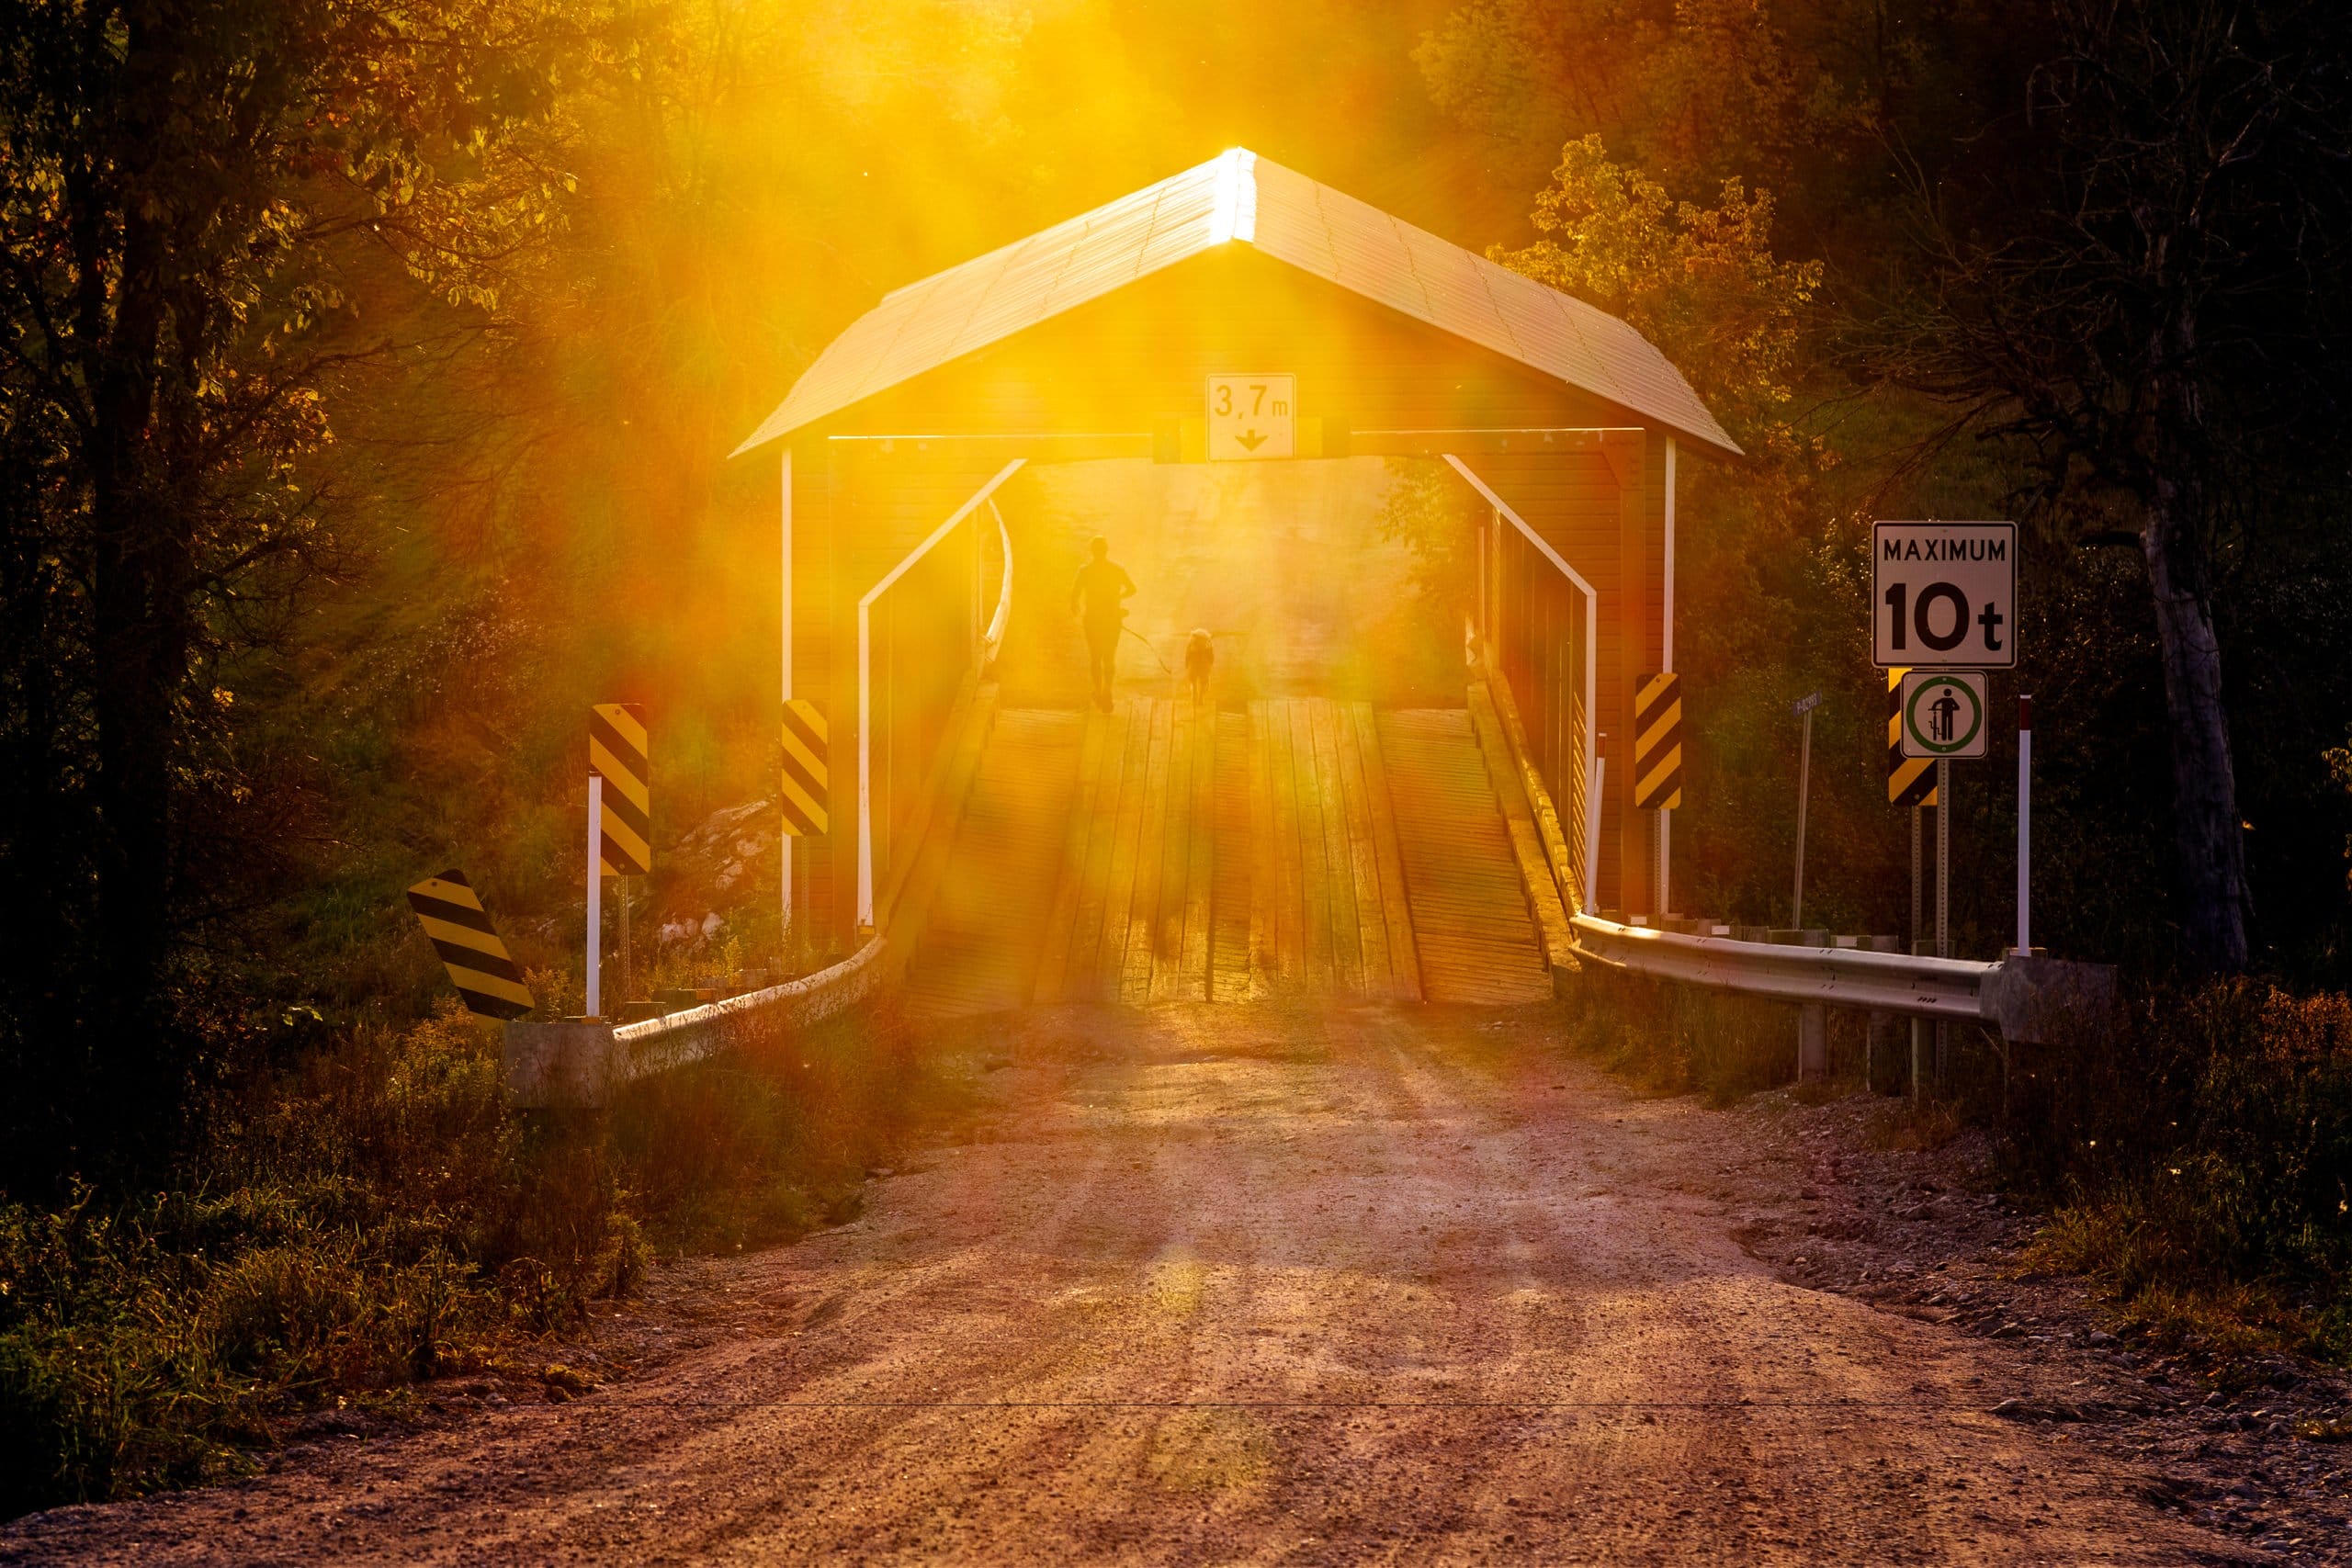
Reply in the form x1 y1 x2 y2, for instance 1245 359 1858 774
0 0 576 1174
1491 135 1821 447
1417 0 2060 288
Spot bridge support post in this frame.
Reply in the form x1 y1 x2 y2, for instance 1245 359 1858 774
779 447 794 958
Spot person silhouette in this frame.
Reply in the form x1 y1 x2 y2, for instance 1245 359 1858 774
1071 536 1135 712
1930 687 1962 744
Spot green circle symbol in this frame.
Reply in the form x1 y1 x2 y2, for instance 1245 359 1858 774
1905 676 1984 756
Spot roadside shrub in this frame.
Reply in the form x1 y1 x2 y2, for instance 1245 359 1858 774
1560 964 2352 1361
608 997 927 1251
2016 982 2352 1358
0 995 953 1516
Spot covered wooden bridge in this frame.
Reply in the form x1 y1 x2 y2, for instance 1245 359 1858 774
732 148 1739 1011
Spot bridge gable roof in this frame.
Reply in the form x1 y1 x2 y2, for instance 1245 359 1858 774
732 149 1741 459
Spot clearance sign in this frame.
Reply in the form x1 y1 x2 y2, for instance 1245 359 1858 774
1871 522 2017 669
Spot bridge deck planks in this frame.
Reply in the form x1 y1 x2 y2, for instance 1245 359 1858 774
1244 702 1275 995
1297 702 1335 990
1241 699 1421 1000
1096 703 1151 998
922 698 1541 1011
1335 702 1396 998
1172 700 1217 999
1035 697 1217 1004
1352 702 1423 1000
1211 708 1254 1000
904 709 1085 1017
1125 700 1172 1002
1375 708 1555 1005
1035 705 1106 1001
1313 701 1363 996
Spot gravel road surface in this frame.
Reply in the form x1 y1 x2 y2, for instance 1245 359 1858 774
2 1003 2267 1564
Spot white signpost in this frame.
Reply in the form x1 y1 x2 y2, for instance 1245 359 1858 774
1899 670 1989 760
1205 374 1295 460
1872 522 2017 669
1791 690 1822 929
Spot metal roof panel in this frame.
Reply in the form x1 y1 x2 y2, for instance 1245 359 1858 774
734 149 1740 457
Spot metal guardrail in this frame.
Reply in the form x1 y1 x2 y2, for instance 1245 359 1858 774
1570 914 1991 1021
1568 912 2117 1044
504 935 886 1108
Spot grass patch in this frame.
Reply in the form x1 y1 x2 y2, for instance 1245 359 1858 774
2004 982 2352 1365
0 993 965 1517
1561 965 2352 1365
1560 965 1797 1103
2029 1200 2315 1363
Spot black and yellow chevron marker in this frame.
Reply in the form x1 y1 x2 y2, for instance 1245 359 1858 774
1633 671 1683 810
589 703 650 875
1885 667 1938 807
780 698 829 837
406 869 535 1020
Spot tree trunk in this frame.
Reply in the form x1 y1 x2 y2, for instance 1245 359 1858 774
2140 484 2251 973
85 209 183 1142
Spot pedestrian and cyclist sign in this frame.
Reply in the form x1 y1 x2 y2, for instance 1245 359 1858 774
1900 670 1988 759
1872 522 2016 669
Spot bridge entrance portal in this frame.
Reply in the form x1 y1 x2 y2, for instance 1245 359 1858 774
731 149 1739 1007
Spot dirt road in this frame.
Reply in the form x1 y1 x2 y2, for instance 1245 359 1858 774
3 1004 2256 1563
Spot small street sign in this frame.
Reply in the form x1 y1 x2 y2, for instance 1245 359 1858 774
1872 521 2017 669
1900 670 1989 759
1884 667 1938 807
1633 672 1682 809
1205 374 1295 460
1791 691 1824 928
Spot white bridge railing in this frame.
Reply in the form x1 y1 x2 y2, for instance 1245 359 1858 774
507 468 1022 1107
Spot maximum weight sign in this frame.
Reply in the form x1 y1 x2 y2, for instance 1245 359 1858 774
1872 521 2017 669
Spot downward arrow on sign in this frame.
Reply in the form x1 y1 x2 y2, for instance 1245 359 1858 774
1235 429 1267 452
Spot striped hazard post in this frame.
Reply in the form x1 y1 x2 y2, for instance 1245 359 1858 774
780 698 829 836
1885 668 1938 809
406 870 535 1020
1633 672 1683 809
590 703 651 875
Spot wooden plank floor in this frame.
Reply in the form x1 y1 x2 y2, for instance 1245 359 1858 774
1247 699 1421 1000
1036 697 1226 1004
904 709 1085 1018
1209 709 1254 1001
1375 709 1555 1005
914 699 1544 1011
